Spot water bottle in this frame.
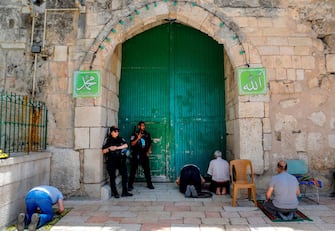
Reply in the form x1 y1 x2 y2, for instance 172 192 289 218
140 138 145 148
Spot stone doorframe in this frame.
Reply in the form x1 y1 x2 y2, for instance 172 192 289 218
74 1 268 198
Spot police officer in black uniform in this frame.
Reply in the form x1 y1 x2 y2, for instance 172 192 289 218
128 121 154 190
102 126 133 198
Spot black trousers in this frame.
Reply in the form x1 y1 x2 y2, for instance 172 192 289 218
106 155 128 195
179 165 202 193
128 152 152 186
264 200 297 216
209 180 230 194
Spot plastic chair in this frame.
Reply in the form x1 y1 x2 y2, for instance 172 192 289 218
286 159 322 204
230 159 257 207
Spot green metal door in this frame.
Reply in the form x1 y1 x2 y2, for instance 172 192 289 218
118 24 170 181
119 23 225 180
172 24 226 178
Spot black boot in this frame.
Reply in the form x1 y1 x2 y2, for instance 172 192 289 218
147 183 154 189
111 189 120 198
122 189 133 197
112 192 120 198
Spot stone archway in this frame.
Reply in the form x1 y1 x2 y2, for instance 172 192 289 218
74 0 266 198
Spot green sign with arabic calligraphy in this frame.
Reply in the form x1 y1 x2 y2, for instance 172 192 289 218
73 70 101 98
238 68 267 95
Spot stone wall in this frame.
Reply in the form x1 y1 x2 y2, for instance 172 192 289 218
0 152 51 229
0 0 334 198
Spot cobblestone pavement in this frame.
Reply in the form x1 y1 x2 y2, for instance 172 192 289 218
52 183 335 231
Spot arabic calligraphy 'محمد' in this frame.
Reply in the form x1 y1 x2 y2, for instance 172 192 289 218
77 75 97 91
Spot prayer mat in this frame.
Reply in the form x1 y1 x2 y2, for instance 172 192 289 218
257 201 313 222
195 191 213 198
6 208 72 231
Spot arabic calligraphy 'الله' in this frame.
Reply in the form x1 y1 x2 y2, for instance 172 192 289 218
243 72 263 91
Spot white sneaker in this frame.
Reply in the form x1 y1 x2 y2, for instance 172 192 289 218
185 185 191 197
16 213 25 231
28 213 40 231
190 185 198 197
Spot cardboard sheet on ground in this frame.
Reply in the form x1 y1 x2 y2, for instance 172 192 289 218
6 208 72 231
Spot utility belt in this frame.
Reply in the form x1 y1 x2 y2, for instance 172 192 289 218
133 148 148 153
106 149 129 161
132 150 148 159
105 150 123 161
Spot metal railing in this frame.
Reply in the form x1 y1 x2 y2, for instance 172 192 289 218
0 93 48 155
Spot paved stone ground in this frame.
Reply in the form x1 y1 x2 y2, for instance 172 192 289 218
51 183 335 231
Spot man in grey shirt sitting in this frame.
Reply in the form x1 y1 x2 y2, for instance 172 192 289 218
264 160 301 220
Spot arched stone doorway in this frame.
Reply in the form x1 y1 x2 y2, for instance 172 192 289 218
74 1 266 198
119 22 226 180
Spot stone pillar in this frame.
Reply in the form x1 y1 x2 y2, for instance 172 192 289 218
74 106 107 198
74 44 122 199
236 101 266 174
237 118 264 174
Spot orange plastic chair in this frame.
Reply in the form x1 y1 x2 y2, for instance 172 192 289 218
230 159 257 207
